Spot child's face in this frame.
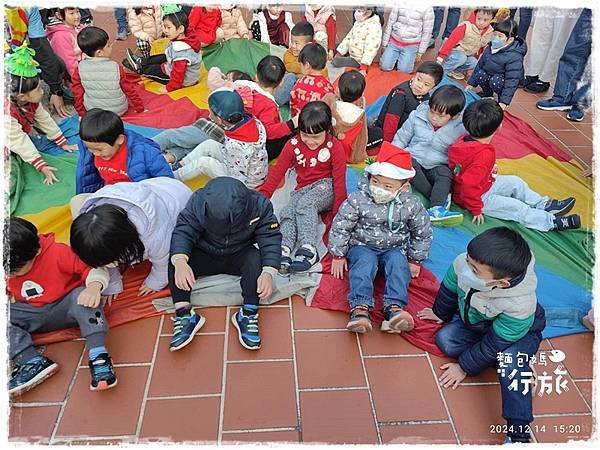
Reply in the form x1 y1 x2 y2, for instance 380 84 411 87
474 11 494 30
290 34 311 57
59 8 81 27
163 18 184 40
300 131 326 150
84 135 125 160
411 72 437 97
427 107 454 128
492 31 513 46
268 4 283 16
17 83 44 104
466 255 511 289
370 174 407 193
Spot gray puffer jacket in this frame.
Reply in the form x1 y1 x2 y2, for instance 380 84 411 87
328 174 432 262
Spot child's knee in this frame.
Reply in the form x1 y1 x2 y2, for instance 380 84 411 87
434 327 461 358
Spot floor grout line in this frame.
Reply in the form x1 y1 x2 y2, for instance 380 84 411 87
424 352 461 444
363 353 427 359
356 334 382 444
133 314 165 442
299 386 368 392
11 402 64 408
378 419 452 426
51 434 137 443
146 393 222 401
294 328 347 332
289 297 303 443
217 306 231 444
79 362 152 369
222 427 298 434
227 358 294 364
533 412 593 418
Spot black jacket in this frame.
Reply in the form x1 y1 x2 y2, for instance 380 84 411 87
170 177 282 268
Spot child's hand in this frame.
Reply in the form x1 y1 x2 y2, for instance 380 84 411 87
101 293 119 306
157 86 167 94
499 102 508 110
408 262 421 278
257 272 274 299
415 53 423 65
138 282 157 297
472 214 485 225
417 307 443 324
465 85 474 91
331 257 347 280
78 281 103 308
328 49 334 61
436 56 444 65
41 166 59 185
148 36 155 44
439 362 467 389
62 143 78 152
174 259 196 291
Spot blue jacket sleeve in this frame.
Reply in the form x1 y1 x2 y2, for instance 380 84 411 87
253 197 282 269
457 326 516 375
431 265 460 322
144 140 174 179
170 193 205 258
498 54 523 105
75 141 104 194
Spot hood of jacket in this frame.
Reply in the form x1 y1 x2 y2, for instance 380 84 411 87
494 36 528 56
201 177 255 236
225 114 261 143
448 135 494 166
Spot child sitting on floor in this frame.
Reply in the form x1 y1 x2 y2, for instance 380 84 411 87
5 45 78 186
418 227 546 444
127 6 163 58
6 217 114 396
174 89 268 189
168 177 282 351
73 26 144 116
258 101 347 273
392 85 466 225
466 19 526 109
290 43 335 118
76 109 173 194
46 6 84 77
256 4 295 46
187 5 224 46
448 99 580 231
125 6 201 93
304 4 337 60
374 61 444 143
219 4 250 40
329 142 432 334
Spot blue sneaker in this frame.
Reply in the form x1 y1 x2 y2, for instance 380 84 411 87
536 98 571 111
232 307 261 350
169 311 206 352
9 355 59 396
89 353 117 391
427 206 463 226
567 106 585 122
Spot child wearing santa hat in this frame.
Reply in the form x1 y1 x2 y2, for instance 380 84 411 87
328 141 433 334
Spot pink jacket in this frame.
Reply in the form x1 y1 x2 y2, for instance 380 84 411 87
47 22 83 77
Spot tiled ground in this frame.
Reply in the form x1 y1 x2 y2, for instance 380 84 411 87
11 7 594 445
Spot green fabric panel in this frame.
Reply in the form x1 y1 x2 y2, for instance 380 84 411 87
10 153 77 217
202 39 271 77
492 312 536 342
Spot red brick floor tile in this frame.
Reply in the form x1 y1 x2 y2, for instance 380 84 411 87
508 105 535 122
532 114 576 131
16 341 84 403
551 129 592 147
366 357 447 422
107 316 160 364
443 384 504 444
295 331 365 388
56 366 149 437
380 423 457 444
222 431 299 443
575 381 592 408
300 390 377 444
161 308 227 334
223 361 297 430
292 296 348 330
549 333 594 380
429 353 499 384
227 307 292 361
531 363 590 415
532 414 593 443
530 123 557 140
149 335 224 397
9 406 61 443
571 122 593 140
54 438 135 445
139 397 220 442
359 331 426 356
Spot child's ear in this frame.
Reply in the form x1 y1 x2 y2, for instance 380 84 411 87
116 134 126 146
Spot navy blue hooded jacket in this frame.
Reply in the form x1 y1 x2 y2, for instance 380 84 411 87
75 129 173 194
468 37 527 105
170 177 282 269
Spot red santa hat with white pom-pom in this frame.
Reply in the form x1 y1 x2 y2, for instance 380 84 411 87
365 142 416 180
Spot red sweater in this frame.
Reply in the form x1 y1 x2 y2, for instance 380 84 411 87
438 13 493 59
188 6 222 45
71 64 144 116
290 74 335 118
258 135 347 213
94 137 131 185
448 135 497 216
7 234 91 307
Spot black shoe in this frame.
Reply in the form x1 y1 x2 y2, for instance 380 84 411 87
545 197 576 216
524 81 550 94
381 304 415 333
289 245 318 273
125 48 141 73
122 57 137 73
346 305 372 333
520 75 539 88
89 353 118 391
553 214 581 231
478 89 494 98
8 355 59 396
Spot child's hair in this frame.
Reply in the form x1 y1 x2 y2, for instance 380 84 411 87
133 7 143 15
298 101 332 135
77 26 109 57
163 11 189 33
338 70 365 103
493 19 519 38
70 204 145 269
474 8 497 18
256 55 286 88
9 73 40 99
4 217 40 275
298 43 327 71
48 7 79 21
363 7 385 26
291 21 314 39
226 69 252 82
79 108 124 145
428 85 465 117
467 226 532 279
415 61 444 86
462 99 504 139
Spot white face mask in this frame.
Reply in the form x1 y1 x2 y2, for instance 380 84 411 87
459 263 496 291
354 10 366 22
369 184 398 204
105 261 119 269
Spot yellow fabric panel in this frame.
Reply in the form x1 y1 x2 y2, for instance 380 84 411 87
139 64 210 110
150 37 169 55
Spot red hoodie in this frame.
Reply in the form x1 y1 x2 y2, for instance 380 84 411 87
438 12 493 60
188 6 222 45
448 135 498 216
166 33 202 92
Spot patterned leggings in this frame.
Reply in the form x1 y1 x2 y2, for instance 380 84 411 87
136 38 152 58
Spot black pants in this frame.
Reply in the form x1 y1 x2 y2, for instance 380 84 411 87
168 246 262 306
331 56 360 68
366 126 384 154
410 159 452 207
266 136 289 160
29 37 66 95
140 54 170 85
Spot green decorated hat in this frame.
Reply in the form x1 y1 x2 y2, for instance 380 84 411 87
5 42 39 78
161 4 182 15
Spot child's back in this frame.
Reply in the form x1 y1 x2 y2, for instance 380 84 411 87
165 32 202 88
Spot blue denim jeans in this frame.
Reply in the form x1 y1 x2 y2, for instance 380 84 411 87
435 314 542 436
114 8 128 35
432 7 461 40
346 245 411 309
153 125 210 162
442 49 478 73
551 9 592 108
274 72 298 106
380 42 419 73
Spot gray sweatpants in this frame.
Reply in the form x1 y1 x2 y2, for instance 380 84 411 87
280 178 334 250
9 287 108 362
